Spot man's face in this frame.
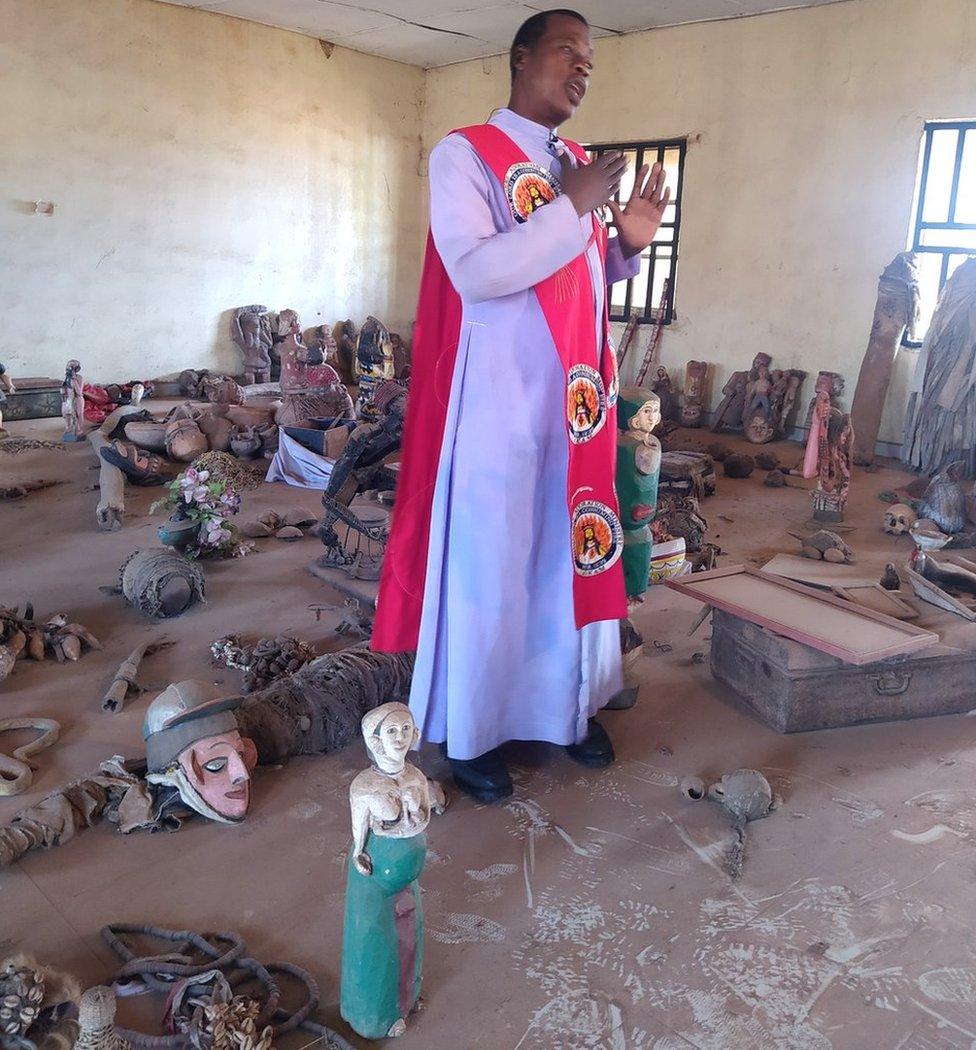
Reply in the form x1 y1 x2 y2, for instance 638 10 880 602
513 14 593 125
178 730 257 822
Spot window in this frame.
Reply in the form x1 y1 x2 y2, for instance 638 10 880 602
909 120 976 342
585 138 686 325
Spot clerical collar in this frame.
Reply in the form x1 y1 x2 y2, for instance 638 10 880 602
491 108 560 151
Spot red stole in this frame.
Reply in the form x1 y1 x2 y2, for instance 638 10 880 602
372 124 626 653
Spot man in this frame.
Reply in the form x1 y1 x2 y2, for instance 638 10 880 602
372 9 671 802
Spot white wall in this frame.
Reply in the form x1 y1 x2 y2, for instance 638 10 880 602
0 0 427 382
424 0 976 443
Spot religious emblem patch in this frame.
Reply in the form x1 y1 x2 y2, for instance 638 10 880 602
572 501 623 577
567 364 606 444
504 163 560 224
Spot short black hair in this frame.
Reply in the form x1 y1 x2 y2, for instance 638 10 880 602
509 9 589 83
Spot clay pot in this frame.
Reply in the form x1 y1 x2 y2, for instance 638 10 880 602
231 435 261 459
124 421 168 452
157 516 200 551
197 414 234 452
165 419 208 462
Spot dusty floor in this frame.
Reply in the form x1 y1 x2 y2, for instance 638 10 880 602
3 413 976 1050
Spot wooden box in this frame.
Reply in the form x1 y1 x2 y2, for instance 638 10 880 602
5 379 61 420
283 418 355 455
710 608 976 733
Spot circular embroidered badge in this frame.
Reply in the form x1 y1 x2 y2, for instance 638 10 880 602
572 501 623 577
505 163 560 224
567 364 606 444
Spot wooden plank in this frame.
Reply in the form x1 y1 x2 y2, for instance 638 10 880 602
761 553 876 590
666 565 939 665
903 564 976 621
832 584 918 620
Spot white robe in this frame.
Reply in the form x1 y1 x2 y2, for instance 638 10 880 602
409 108 639 760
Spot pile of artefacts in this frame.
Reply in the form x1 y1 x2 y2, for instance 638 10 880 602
0 646 415 867
100 923 355 1050
0 605 101 681
210 635 317 693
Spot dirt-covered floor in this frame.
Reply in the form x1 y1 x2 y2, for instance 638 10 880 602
3 412 976 1050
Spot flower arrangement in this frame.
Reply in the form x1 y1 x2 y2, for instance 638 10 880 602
150 467 244 558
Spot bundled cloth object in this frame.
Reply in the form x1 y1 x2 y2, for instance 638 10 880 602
119 550 206 619
0 757 156 867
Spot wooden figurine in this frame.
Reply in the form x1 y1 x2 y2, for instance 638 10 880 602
616 388 662 604
276 318 354 428
354 316 396 411
230 305 273 386
851 252 919 465
650 366 675 422
812 409 854 523
680 360 708 427
711 370 748 433
0 363 14 437
60 359 85 441
341 702 446 1040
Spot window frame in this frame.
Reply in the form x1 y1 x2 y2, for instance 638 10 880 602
907 119 976 347
584 136 687 325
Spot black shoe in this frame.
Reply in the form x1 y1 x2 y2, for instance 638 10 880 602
448 748 514 804
565 718 615 768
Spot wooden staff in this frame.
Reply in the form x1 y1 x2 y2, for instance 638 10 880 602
102 638 174 712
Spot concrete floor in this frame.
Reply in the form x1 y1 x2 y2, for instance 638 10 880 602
3 414 976 1050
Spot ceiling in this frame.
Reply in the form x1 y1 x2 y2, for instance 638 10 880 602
153 0 851 68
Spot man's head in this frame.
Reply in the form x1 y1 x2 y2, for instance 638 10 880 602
509 9 592 128
144 680 257 824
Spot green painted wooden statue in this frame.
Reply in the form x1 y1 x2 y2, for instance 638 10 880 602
616 387 662 604
340 702 447 1040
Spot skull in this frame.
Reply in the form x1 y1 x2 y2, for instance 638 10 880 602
883 503 917 535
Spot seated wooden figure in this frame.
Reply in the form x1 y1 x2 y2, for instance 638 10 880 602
341 702 446 1040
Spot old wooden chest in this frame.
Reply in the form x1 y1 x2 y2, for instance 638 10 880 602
710 608 976 732
4 378 61 420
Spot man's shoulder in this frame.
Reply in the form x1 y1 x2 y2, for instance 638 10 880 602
431 128 479 159
429 127 491 179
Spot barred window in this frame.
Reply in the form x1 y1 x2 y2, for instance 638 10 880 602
909 120 976 342
585 137 686 324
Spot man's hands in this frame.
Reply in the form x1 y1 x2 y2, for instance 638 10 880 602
562 150 627 217
607 162 672 258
